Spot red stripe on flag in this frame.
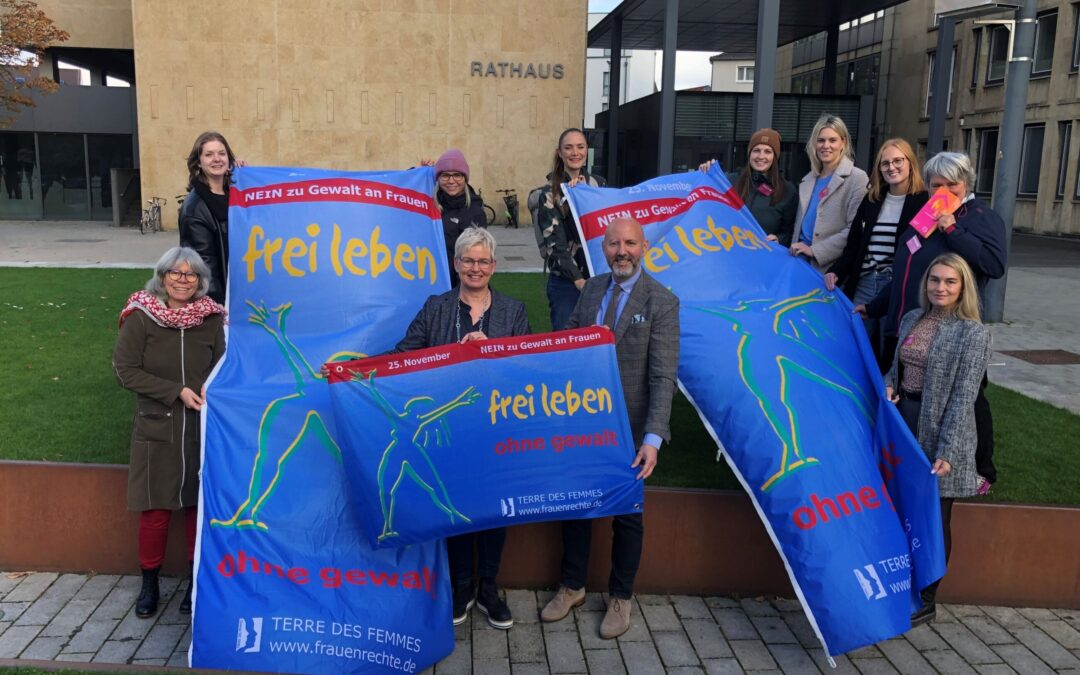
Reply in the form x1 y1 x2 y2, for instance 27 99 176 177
326 327 614 383
578 186 744 241
230 178 440 218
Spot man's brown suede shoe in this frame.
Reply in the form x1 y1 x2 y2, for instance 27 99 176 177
600 596 632 639
540 586 586 622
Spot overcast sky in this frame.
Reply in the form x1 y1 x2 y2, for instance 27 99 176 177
587 0 714 91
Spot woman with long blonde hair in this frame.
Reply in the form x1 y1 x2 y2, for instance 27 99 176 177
789 115 869 272
885 253 989 627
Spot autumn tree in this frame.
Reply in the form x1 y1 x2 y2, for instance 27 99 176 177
0 0 69 126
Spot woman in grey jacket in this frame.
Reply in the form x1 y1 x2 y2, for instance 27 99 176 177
393 227 530 631
790 115 869 273
885 253 990 627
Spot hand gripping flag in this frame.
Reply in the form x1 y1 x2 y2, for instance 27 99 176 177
326 327 643 548
562 165 946 657
192 166 455 674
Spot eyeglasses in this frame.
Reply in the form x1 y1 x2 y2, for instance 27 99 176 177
166 269 200 282
457 257 494 268
438 172 466 182
879 157 907 170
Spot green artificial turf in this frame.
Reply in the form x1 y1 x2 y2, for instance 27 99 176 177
0 268 1076 504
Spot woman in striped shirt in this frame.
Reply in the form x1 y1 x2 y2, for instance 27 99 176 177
825 138 928 371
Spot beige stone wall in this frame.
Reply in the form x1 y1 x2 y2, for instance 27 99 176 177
131 0 586 229
33 0 133 49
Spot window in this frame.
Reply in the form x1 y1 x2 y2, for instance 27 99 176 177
1018 124 1045 196
971 28 982 88
963 128 973 155
1033 11 1057 75
1073 6 1080 71
736 65 754 83
1057 122 1072 198
976 128 999 195
601 101 609 112
791 69 823 94
105 75 130 88
925 48 956 117
986 25 1009 83
56 60 90 86
602 71 610 97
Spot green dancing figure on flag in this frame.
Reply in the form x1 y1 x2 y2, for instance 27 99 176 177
356 370 479 541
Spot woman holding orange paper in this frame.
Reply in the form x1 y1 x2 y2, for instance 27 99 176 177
884 253 990 625
859 151 1005 489
825 139 927 371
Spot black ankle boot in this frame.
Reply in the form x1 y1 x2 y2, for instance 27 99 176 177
179 562 194 614
136 567 161 618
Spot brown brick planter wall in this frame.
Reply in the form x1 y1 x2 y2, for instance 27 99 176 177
1 461 1077 608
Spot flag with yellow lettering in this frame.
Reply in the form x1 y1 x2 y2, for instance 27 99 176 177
563 165 946 658
192 166 454 674
326 327 643 548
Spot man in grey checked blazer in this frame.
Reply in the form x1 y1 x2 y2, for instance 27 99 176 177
540 217 680 639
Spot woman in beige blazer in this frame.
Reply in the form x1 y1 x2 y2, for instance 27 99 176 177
790 115 869 273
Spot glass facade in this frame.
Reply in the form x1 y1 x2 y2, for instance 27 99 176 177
0 132 42 219
0 131 134 221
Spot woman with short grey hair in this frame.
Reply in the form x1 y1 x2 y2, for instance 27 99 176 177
859 150 1006 493
113 246 226 620
391 227 529 630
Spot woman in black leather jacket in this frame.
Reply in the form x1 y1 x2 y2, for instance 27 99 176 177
179 131 237 305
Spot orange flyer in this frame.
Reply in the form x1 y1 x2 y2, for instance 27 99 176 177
909 187 961 238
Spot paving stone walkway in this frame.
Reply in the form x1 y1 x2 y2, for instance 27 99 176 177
2 572 1079 673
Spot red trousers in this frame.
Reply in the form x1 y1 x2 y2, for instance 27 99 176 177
138 507 197 570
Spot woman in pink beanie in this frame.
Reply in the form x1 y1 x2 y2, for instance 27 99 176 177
432 149 488 287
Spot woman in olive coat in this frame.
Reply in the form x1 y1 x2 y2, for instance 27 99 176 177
113 247 225 619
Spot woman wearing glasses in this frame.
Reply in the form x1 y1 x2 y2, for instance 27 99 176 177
428 149 488 288
790 115 869 272
113 247 226 619
392 227 530 630
825 139 928 370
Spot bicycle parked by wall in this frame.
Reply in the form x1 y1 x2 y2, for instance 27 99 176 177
497 188 519 229
140 196 166 234
477 188 497 227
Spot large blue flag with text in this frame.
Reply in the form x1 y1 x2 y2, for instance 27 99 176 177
563 166 946 657
191 166 455 674
326 327 643 548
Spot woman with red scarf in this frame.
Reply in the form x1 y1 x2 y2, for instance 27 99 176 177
113 247 226 619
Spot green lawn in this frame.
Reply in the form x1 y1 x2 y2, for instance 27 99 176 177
0 268 1076 504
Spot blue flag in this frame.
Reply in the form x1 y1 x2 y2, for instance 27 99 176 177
192 166 454 673
563 166 946 657
326 327 643 548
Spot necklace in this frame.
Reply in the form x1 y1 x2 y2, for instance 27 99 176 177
455 289 491 341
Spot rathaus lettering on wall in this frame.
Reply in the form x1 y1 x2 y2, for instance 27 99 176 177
470 62 565 79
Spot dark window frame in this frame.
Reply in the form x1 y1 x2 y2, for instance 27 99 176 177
976 127 999 195
1057 121 1072 199
1071 4 1080 72
971 27 983 88
1017 123 1045 197
986 24 1009 85
1032 10 1058 77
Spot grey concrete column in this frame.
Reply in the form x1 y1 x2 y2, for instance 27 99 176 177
606 14 623 186
927 17 956 155
657 0 679 175
985 0 1036 323
822 24 840 95
752 0 779 133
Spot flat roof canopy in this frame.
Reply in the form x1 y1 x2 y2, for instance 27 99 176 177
588 0 908 51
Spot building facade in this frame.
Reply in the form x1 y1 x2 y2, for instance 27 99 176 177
776 0 1080 237
4 0 587 227
584 13 658 129
709 53 756 93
